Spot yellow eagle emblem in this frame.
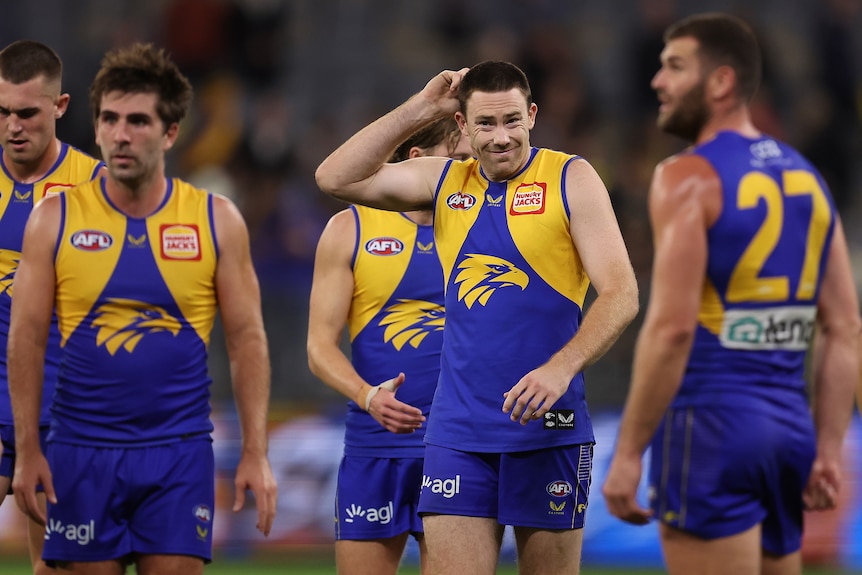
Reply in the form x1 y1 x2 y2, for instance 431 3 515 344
91 298 182 355
454 254 529 309
378 299 444 350
0 249 20 297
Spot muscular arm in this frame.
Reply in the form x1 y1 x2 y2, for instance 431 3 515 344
602 154 719 523
9 195 62 522
503 159 640 423
307 210 425 433
213 195 277 535
805 219 860 509
315 69 467 211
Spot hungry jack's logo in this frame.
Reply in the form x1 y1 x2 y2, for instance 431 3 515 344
91 298 182 355
454 254 529 309
510 182 546 215
378 299 445 350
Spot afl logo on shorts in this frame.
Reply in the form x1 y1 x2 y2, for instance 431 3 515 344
71 230 113 251
546 480 572 498
365 237 403 256
193 504 211 523
446 191 476 210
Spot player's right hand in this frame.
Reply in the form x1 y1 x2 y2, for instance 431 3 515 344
12 451 55 526
602 453 652 525
803 457 841 511
420 68 470 117
367 373 426 434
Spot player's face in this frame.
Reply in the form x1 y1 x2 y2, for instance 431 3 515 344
456 89 536 182
0 75 66 167
652 37 710 142
95 90 178 189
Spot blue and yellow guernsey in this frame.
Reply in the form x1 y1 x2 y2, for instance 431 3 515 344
51 178 218 446
0 143 102 426
345 205 444 457
677 131 836 411
425 147 594 453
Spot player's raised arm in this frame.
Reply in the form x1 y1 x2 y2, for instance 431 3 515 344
315 69 468 212
8 195 62 524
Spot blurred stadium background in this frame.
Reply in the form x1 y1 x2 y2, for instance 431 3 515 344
1 0 862 572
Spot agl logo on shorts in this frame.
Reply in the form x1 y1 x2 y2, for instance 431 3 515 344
421 474 461 498
46 519 96 545
343 501 393 524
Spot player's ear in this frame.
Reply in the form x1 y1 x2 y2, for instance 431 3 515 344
163 122 180 151
708 65 735 101
527 102 538 129
455 111 467 134
408 146 425 159
55 93 70 118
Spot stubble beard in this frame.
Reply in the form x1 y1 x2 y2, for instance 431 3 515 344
657 83 710 143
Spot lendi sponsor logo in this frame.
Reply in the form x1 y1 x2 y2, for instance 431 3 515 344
720 306 816 351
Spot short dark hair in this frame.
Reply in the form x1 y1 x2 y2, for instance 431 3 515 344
665 13 761 102
458 60 532 114
89 43 193 128
0 40 62 85
391 117 462 162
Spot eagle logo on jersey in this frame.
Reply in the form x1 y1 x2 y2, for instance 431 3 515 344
91 298 182 355
0 250 20 297
454 254 529 309
378 299 444 350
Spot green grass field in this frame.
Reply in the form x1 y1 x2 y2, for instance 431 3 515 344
0 555 858 574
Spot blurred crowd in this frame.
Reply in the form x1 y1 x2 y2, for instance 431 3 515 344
5 0 861 407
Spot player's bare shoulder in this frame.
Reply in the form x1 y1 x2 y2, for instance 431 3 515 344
650 152 722 222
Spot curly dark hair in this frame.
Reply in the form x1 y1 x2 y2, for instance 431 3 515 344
89 43 192 130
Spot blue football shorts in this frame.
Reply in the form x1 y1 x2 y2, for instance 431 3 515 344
418 443 593 529
42 437 215 564
648 404 816 555
335 455 424 540
0 424 50 492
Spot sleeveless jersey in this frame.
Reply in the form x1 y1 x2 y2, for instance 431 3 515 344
51 178 218 446
344 205 444 457
676 131 836 410
0 143 102 425
425 147 594 452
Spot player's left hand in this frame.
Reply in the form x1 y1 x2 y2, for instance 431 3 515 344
602 453 652 525
502 363 570 425
233 452 278 536
803 457 841 511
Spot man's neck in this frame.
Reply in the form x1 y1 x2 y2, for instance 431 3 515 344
104 173 168 218
4 138 61 184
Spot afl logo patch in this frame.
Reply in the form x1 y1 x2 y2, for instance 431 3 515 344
546 480 572 498
193 504 212 523
365 237 403 256
71 230 113 251
160 224 201 261
446 191 476 210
